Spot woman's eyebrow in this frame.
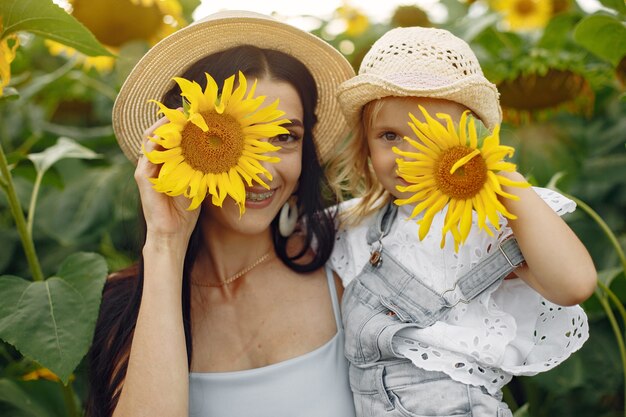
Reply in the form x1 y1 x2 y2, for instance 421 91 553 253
283 119 304 129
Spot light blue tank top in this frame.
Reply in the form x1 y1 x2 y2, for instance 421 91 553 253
188 267 356 417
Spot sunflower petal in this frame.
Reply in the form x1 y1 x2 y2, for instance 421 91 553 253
216 74 235 113
227 168 247 215
436 112 461 146
459 111 469 146
173 78 208 113
418 105 452 144
468 116 478 149
144 146 182 164
417 194 448 240
184 170 203 198
188 175 208 211
203 72 219 109
449 149 481 174
458 199 474 243
149 100 187 125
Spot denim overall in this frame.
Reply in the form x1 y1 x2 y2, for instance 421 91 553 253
341 203 524 417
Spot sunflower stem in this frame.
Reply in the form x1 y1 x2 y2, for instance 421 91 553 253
598 281 626 326
14 132 42 156
595 288 626 416
26 170 44 238
0 143 44 282
551 185 626 414
67 70 117 101
562 192 626 275
60 380 80 417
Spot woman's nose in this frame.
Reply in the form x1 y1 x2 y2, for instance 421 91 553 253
257 148 279 183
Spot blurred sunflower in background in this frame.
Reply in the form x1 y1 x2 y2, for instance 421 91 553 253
0 17 20 96
490 0 552 32
390 5 431 28
498 68 593 123
335 2 369 36
47 0 185 72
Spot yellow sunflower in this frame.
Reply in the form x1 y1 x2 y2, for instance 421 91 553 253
47 0 185 72
0 18 20 96
491 0 551 32
336 3 370 36
22 367 61 382
393 106 529 251
144 71 289 212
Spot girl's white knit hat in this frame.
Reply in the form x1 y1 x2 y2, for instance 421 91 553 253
337 27 502 130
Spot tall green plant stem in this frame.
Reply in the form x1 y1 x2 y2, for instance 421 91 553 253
563 191 626 415
596 289 626 416
0 143 44 281
60 381 80 417
565 193 626 272
27 170 44 237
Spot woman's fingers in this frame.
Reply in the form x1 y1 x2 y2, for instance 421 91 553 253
133 109 200 238
134 112 177 188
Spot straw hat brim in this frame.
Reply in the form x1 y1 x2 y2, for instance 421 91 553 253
113 11 355 163
337 72 502 130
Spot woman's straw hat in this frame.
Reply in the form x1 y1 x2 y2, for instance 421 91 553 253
113 10 355 163
337 27 502 130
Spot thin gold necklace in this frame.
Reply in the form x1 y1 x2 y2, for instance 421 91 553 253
191 251 273 287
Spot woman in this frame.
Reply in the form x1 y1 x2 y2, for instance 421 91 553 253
86 11 356 417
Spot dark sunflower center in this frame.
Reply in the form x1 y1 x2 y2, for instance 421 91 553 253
434 146 487 199
515 0 537 16
180 112 244 174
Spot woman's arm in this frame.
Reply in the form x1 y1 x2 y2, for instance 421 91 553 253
500 171 597 306
112 117 200 417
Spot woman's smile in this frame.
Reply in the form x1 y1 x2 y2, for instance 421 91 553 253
245 187 278 209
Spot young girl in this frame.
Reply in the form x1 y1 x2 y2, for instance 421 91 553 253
329 27 596 417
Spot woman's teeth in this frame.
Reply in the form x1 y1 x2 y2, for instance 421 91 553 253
246 190 274 202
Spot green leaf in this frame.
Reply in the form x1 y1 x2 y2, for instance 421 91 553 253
178 0 201 23
598 0 626 15
449 12 499 43
538 13 580 49
0 253 107 384
0 379 59 417
0 87 19 101
512 403 530 417
28 137 100 177
574 14 626 66
0 0 111 57
37 165 134 245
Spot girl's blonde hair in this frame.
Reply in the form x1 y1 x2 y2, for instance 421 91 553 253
327 100 392 226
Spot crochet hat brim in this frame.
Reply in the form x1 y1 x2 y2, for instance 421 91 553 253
337 71 502 131
113 10 355 164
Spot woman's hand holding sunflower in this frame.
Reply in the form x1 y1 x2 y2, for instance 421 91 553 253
136 113 201 253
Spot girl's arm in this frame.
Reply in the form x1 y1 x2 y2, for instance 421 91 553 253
500 171 597 306
112 117 200 417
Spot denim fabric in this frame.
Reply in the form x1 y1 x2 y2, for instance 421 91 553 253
342 203 521 416
349 362 513 417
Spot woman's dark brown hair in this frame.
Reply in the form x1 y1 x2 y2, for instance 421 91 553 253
85 45 337 416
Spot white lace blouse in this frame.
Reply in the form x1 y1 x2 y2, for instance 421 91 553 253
330 187 589 395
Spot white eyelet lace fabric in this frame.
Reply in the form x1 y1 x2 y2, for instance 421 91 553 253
330 187 589 395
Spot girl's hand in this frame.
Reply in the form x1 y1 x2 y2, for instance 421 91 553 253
135 114 200 251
